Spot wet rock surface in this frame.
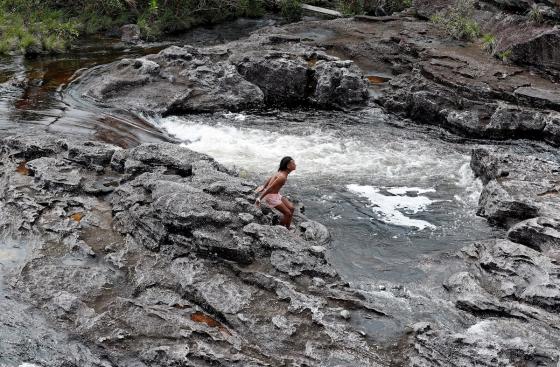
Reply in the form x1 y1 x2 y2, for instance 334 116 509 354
69 30 369 114
4 5 560 366
3 132 560 366
279 10 560 145
471 146 560 225
0 134 405 366
397 147 560 366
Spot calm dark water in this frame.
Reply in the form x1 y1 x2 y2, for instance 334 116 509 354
0 17 277 147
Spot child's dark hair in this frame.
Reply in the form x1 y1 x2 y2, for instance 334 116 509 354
278 156 293 171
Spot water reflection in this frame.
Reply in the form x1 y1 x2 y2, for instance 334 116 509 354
0 17 277 147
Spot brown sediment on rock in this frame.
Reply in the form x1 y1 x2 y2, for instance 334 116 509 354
15 161 29 175
367 75 390 84
70 212 84 222
275 12 560 144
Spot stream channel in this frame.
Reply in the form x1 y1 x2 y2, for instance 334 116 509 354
0 16 504 339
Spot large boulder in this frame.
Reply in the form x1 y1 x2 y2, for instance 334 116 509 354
233 50 309 105
77 48 264 114
313 60 370 108
471 147 560 226
0 133 394 366
510 28 560 70
70 31 369 114
507 216 560 255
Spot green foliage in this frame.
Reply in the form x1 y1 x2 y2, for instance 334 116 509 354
0 0 270 54
281 0 303 22
430 0 480 41
237 0 265 18
481 33 513 63
0 2 79 54
528 4 544 24
336 0 410 16
481 33 496 54
386 0 412 13
496 49 512 62
337 0 365 15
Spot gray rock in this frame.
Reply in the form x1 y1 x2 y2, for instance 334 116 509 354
339 309 351 319
66 140 119 168
507 216 560 253
462 239 560 313
234 50 309 105
26 157 82 191
407 318 560 367
510 29 560 72
70 32 369 114
313 60 369 108
471 147 560 226
120 24 141 44
110 142 214 174
477 179 539 225
299 220 331 244
543 113 560 146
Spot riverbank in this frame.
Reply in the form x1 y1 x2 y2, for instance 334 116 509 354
1 2 560 366
0 0 271 55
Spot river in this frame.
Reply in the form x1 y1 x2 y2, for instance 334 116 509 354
150 107 498 286
0 16 497 293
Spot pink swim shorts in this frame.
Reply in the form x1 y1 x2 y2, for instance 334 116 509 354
263 193 282 207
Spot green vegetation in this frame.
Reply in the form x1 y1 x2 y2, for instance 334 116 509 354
0 1 79 55
431 0 480 41
481 33 496 54
528 4 544 24
386 0 412 14
280 0 303 22
481 33 512 63
336 0 411 16
238 0 265 17
0 0 269 55
496 49 512 63
336 0 366 15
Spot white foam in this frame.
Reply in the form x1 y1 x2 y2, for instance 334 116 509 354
157 116 471 182
454 162 483 205
386 187 436 195
347 184 436 230
19 363 41 367
223 112 247 121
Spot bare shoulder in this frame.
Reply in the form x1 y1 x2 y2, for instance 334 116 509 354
273 172 286 181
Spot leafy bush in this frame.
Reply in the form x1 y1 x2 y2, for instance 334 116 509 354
337 0 365 15
386 0 412 13
281 0 303 22
336 0 410 16
431 0 480 41
0 3 79 54
238 0 265 17
0 0 271 54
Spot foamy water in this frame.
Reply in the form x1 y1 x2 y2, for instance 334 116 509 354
143 110 494 282
347 184 436 230
158 114 478 189
154 112 484 231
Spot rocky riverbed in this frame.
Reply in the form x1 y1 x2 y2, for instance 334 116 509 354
2 1 560 366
